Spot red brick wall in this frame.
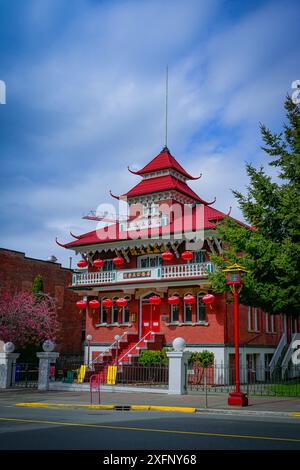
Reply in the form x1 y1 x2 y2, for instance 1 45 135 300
84 287 284 349
225 302 283 347
0 248 83 354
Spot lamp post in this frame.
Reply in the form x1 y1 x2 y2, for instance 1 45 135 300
222 263 249 407
86 334 93 368
114 335 121 365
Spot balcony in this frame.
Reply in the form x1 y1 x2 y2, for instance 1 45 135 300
72 262 213 287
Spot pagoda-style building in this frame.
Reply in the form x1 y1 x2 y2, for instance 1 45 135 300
58 146 296 375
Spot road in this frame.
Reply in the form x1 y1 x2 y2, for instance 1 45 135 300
0 403 300 450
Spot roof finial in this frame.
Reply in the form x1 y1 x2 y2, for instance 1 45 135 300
164 65 169 151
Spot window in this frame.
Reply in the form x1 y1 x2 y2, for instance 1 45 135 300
100 298 108 324
122 296 130 324
103 259 114 271
291 318 298 334
112 297 119 323
248 307 259 332
265 312 276 333
184 293 193 322
143 202 158 216
192 250 206 264
160 214 169 226
170 294 180 323
197 294 206 322
138 255 163 269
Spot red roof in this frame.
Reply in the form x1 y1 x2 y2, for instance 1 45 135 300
121 175 206 203
130 147 199 180
63 205 248 249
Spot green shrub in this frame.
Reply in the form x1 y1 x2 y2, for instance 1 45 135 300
138 349 169 366
188 350 214 367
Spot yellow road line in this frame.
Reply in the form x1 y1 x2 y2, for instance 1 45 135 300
1 417 300 444
291 413 300 417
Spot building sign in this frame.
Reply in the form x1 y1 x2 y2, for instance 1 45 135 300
129 244 165 256
123 215 163 231
123 270 152 280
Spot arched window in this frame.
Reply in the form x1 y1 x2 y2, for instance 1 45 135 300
197 293 207 322
112 297 119 324
100 297 109 324
184 292 193 323
122 296 130 324
141 291 157 302
169 293 180 323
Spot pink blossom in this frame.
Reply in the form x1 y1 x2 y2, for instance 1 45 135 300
0 291 60 348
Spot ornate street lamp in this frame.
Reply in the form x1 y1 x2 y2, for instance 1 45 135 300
222 263 249 407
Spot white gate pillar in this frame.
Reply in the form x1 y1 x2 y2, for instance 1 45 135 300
167 338 191 395
0 351 20 388
37 341 59 391
37 352 60 390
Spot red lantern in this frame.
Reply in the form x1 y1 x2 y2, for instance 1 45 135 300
181 251 193 262
168 295 180 305
77 259 88 268
102 298 113 309
76 300 87 310
93 259 104 269
201 294 215 305
89 299 100 309
183 294 196 305
113 256 124 266
149 296 161 306
162 251 174 262
116 298 128 308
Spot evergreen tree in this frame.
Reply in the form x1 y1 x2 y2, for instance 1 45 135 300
32 274 44 300
209 96 300 317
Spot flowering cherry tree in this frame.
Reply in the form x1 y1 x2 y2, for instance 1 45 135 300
0 291 60 348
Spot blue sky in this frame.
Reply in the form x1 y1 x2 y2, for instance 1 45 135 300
0 0 299 267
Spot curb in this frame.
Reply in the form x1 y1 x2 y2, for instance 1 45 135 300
15 403 300 417
198 407 298 417
15 403 197 413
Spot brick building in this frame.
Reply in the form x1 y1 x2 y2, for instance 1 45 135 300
58 147 299 374
0 248 83 354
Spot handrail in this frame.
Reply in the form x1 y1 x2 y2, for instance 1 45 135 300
281 332 300 378
269 332 286 373
91 331 128 365
116 331 152 365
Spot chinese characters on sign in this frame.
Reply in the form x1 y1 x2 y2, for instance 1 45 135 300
123 270 152 280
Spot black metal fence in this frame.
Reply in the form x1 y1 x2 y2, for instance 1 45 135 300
116 363 169 388
55 358 96 383
54 359 168 388
186 364 300 397
11 363 39 388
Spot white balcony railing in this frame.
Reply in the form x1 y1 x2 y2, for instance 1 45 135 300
72 262 213 287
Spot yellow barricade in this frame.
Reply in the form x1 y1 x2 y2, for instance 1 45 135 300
106 366 117 385
76 365 86 384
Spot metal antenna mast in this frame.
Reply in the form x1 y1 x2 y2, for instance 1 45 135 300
165 66 169 149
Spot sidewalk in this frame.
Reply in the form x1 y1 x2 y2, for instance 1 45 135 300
1 389 300 415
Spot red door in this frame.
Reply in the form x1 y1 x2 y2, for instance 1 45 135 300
142 303 160 337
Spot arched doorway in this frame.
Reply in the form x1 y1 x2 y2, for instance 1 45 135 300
140 292 161 337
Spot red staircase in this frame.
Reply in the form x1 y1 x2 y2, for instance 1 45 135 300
92 331 165 367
